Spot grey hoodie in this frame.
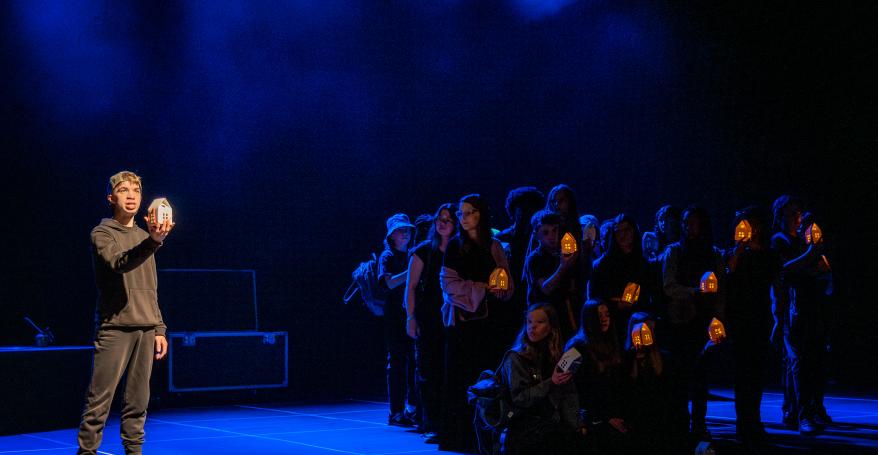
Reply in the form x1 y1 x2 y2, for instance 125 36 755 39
91 218 166 336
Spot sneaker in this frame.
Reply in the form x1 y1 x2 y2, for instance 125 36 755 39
422 432 440 444
799 418 821 436
388 412 415 427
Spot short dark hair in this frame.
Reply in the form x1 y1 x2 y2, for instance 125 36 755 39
530 209 562 231
505 186 545 220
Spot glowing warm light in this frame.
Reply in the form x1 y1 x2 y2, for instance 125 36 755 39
805 223 823 244
631 322 654 348
561 232 578 255
622 282 641 305
708 318 726 343
735 220 752 242
148 198 173 227
489 267 509 291
700 272 718 293
640 323 654 346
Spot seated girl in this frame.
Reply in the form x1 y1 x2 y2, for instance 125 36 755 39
499 303 584 455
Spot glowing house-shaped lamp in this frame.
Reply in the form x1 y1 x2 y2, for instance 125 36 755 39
805 223 823 244
148 198 173 227
561 232 578 255
631 322 654 349
489 267 509 291
622 282 641 305
700 272 718 293
735 220 753 242
708 318 726 343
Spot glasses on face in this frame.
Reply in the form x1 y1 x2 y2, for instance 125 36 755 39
456 209 479 219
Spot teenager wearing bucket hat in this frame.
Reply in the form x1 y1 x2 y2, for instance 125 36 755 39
378 213 418 427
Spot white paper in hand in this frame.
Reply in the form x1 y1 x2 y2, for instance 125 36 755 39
556 347 582 373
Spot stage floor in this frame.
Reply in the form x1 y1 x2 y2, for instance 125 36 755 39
2 390 877 454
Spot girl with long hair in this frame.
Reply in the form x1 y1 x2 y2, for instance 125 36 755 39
589 213 655 346
439 194 513 452
566 299 630 454
724 206 777 444
500 303 583 455
661 205 726 441
624 312 688 455
404 203 458 443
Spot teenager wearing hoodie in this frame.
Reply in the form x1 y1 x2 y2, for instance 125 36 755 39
77 171 174 455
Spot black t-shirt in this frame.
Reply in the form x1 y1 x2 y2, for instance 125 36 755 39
525 247 569 306
412 241 445 321
724 246 778 332
379 247 408 312
443 234 496 283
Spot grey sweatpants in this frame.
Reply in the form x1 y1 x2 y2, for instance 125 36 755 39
77 328 156 455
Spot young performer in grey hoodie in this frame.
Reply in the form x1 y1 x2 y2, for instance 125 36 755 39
77 171 174 455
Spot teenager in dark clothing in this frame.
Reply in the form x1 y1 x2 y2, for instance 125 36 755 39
724 206 778 444
500 303 584 455
546 184 582 244
524 210 582 341
379 213 417 427
579 214 600 256
440 194 513 452
770 196 830 435
642 205 682 322
566 299 632 454
589 214 655 346
404 204 458 443
78 171 174 455
496 187 546 354
624 312 689 455
799 211 834 427
662 205 726 441
642 205 682 261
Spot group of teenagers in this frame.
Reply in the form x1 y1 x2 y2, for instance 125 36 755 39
374 185 833 455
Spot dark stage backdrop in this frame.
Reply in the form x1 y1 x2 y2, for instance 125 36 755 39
1 1 876 397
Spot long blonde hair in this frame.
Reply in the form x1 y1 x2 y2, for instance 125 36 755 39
513 303 564 365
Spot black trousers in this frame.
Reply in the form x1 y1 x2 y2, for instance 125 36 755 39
669 319 711 429
415 313 445 433
384 305 416 416
732 327 770 429
783 307 826 422
441 318 492 453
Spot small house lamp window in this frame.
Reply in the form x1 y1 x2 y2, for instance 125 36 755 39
561 232 578 255
622 282 641 305
805 223 822 244
489 268 509 291
708 317 726 343
735 220 752 242
148 198 173 227
631 322 654 349
700 272 718 293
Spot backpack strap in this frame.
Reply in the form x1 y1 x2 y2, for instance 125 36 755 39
342 281 359 304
